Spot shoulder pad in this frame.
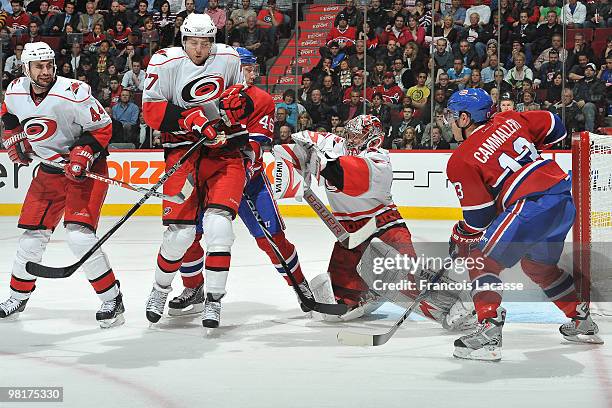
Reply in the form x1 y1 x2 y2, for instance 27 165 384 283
55 77 91 101
149 47 186 66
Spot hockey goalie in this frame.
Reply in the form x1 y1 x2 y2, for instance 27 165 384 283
275 114 476 330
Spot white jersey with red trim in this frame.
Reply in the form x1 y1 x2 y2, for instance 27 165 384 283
2 76 111 162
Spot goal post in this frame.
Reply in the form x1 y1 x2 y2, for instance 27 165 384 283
572 131 612 316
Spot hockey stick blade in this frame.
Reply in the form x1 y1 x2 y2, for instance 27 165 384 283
337 268 447 346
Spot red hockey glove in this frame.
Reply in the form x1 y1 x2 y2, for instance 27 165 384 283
2 127 32 165
178 107 217 140
65 145 94 182
449 221 483 259
219 85 254 126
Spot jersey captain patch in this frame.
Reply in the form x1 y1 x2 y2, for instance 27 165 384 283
22 117 58 142
181 75 225 104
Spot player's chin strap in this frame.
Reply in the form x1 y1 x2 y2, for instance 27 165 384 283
456 111 474 143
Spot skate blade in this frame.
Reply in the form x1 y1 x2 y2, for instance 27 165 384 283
453 346 502 361
563 333 604 345
168 303 204 317
99 314 125 329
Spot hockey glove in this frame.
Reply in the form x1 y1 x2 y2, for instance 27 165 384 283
449 221 483 259
65 145 94 182
178 107 218 140
2 127 33 165
219 85 254 126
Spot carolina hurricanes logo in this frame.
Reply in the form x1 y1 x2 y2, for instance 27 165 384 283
22 117 58 143
182 75 224 104
67 82 81 97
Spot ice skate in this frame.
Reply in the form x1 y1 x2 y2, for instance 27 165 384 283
443 298 478 331
97 290 125 329
0 297 28 321
145 283 171 324
168 282 205 317
559 302 604 345
453 306 505 361
202 293 223 329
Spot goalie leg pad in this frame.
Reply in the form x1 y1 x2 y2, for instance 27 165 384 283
65 224 119 301
156 224 196 288
10 230 52 300
203 208 234 296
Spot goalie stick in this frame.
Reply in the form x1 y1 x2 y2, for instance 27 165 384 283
25 124 219 279
336 267 447 346
31 155 193 204
242 193 349 315
302 187 377 249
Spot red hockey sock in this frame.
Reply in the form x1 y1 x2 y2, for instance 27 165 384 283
469 250 504 321
180 233 204 289
255 233 305 284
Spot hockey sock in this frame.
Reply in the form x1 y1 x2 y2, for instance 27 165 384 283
469 250 504 321
9 275 36 300
255 233 305 284
203 209 234 296
10 230 52 300
521 257 580 318
180 233 204 289
155 224 196 288
89 270 119 302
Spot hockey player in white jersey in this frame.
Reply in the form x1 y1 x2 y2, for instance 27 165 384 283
285 115 475 327
0 42 125 328
142 14 248 326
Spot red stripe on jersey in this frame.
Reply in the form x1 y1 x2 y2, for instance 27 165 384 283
10 275 36 293
205 252 231 270
90 122 112 149
157 252 183 273
148 55 186 67
338 156 370 196
89 270 117 294
482 200 525 256
143 101 167 130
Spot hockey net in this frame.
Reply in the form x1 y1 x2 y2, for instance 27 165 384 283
572 131 612 316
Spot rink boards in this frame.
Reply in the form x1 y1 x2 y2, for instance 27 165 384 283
0 150 571 219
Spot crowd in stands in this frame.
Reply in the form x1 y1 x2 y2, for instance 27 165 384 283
0 0 291 147
274 0 612 150
0 0 610 150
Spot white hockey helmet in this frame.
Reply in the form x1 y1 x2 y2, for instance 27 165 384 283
22 42 56 84
180 13 217 44
343 114 385 155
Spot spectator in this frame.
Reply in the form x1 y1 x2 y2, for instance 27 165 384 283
134 0 152 29
569 53 591 82
334 0 362 28
434 15 459 47
447 57 471 89
16 20 42 45
6 0 30 35
509 0 540 25
534 10 563 55
50 1 78 35
368 0 387 34
154 1 176 30
585 0 610 28
511 10 536 46
444 0 466 29
460 12 487 58
276 124 293 145
31 1 55 35
256 0 283 47
78 1 104 33
421 88 448 124
122 59 145 91
516 90 540 111
273 108 292 142
337 59 353 89
464 0 490 26
566 32 595 71
59 61 74 77
598 55 612 86
433 38 453 73
161 14 182 47
330 114 345 137
296 112 314 132
405 15 425 46
230 0 256 29
428 126 451 150
4 43 24 78
240 15 269 72
326 13 356 51
95 40 115 74
357 20 379 51
376 71 404 107
369 60 387 87
304 89 333 130
563 0 587 27
542 71 563 108
116 42 137 72
392 126 419 150
535 49 562 89
485 69 513 95
177 0 195 20
454 39 479 69
112 89 140 142
406 71 429 110
504 52 533 91
104 2 125 34
437 72 459 99
414 0 433 29
62 41 83 72
391 58 408 91
387 0 408 23
205 0 225 34
343 72 373 104
380 14 410 47
367 92 391 130
84 23 108 49
322 41 346 70
298 73 314 104
309 56 335 87
500 95 515 111
78 57 100 91
467 67 484 89
347 39 374 74
422 108 453 146
275 89 304 128
338 90 363 122
539 0 562 24
109 19 132 50
481 53 504 83
377 39 402 69
573 63 606 131
388 105 423 148
534 33 568 71
548 88 583 135
319 75 342 107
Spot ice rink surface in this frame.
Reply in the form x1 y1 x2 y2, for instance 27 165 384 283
0 216 610 408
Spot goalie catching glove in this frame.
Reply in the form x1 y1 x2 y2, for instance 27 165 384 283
219 84 254 126
449 221 483 259
2 127 33 165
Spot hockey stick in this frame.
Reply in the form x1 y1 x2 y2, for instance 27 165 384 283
336 267 447 346
302 187 377 249
25 126 217 279
31 155 193 204
242 193 349 315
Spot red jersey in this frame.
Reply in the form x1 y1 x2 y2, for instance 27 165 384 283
326 26 357 48
446 110 567 232
374 84 403 105
241 85 275 176
343 86 374 104
6 12 30 31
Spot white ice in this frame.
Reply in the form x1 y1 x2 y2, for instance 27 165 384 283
0 217 610 408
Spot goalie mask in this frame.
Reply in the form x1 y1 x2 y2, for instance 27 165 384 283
343 115 384 155
21 42 56 89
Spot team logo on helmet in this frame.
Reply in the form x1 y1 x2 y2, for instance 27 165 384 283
181 75 224 103
22 117 58 143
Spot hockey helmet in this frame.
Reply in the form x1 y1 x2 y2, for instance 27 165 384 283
447 88 494 125
236 47 259 82
343 114 385 155
21 42 56 85
181 13 217 44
